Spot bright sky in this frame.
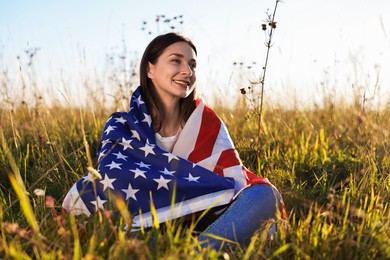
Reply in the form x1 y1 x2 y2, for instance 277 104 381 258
1 0 389 109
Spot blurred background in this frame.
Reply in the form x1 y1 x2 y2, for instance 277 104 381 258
1 0 389 110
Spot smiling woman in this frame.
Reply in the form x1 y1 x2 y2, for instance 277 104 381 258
145 41 197 136
139 34 198 136
62 32 285 250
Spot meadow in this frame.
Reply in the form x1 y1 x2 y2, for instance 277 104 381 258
1 2 390 258
1 77 389 259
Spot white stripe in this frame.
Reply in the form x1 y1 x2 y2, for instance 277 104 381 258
223 165 248 193
62 184 91 217
195 153 220 172
131 188 235 230
173 100 204 159
211 121 235 155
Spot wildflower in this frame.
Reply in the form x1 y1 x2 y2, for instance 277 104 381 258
3 222 19 233
45 195 56 208
34 188 45 197
18 229 28 238
270 21 277 28
58 227 68 236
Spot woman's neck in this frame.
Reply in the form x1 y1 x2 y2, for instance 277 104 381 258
158 102 181 137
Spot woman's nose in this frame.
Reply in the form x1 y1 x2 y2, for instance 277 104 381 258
182 64 193 76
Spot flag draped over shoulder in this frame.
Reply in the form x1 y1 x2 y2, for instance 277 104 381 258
63 87 272 230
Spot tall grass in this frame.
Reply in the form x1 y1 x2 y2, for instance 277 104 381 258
1 86 389 258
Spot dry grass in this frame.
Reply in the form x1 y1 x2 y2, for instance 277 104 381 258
0 90 389 258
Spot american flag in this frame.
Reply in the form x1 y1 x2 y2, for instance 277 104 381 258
63 87 272 229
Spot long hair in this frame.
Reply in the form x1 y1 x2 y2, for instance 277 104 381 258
139 32 197 132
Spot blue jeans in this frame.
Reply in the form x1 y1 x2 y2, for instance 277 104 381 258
197 184 282 249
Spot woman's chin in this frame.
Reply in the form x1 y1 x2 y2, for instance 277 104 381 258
183 85 196 98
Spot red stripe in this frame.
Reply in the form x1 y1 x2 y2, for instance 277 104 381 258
214 148 273 186
244 167 272 185
188 105 221 163
213 148 241 176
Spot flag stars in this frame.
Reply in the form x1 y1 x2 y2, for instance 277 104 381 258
184 173 200 183
122 183 139 201
159 167 175 176
135 161 151 169
134 95 145 107
131 129 141 141
105 116 113 123
101 139 112 148
100 174 116 191
133 115 139 124
115 117 127 125
120 137 133 150
98 149 107 162
90 196 107 211
82 172 94 183
113 151 128 161
142 113 152 127
104 125 117 135
154 175 171 190
130 168 147 179
140 144 156 157
146 139 154 146
105 161 122 170
163 152 179 163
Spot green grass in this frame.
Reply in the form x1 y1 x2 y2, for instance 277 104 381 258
0 96 389 259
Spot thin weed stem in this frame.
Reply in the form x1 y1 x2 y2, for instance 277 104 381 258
256 0 283 168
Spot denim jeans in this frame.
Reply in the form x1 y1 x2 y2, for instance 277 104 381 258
197 184 282 250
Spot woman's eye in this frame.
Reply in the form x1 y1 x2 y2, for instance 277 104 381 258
172 59 180 64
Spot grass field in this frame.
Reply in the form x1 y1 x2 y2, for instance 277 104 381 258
1 1 389 256
1 89 389 259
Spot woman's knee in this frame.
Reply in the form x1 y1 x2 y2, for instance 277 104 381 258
243 184 281 202
240 184 282 215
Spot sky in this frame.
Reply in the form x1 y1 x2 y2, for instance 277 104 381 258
1 0 389 109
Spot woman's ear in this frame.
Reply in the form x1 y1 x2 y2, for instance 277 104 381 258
147 62 154 78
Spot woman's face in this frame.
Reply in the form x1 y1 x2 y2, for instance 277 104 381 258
147 41 197 102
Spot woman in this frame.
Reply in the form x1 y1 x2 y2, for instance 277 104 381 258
63 32 285 249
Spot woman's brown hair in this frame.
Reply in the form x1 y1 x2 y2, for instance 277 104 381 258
139 32 197 132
